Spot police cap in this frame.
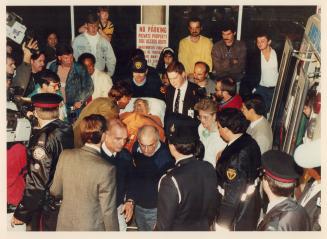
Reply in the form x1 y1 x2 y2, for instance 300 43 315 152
165 113 199 144
31 93 62 108
132 57 148 73
262 150 300 183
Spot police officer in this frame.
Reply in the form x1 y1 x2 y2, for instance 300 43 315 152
215 108 261 231
155 113 218 231
257 150 311 231
11 93 74 231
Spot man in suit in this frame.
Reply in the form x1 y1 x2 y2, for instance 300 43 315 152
165 61 200 119
257 150 311 231
156 113 218 231
100 119 134 231
241 94 273 154
50 114 118 231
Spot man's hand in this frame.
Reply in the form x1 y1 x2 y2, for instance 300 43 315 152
11 216 24 227
22 39 39 64
73 101 83 110
120 201 134 223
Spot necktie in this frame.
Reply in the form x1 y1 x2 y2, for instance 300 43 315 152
174 89 181 113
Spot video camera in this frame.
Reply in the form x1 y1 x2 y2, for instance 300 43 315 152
7 101 32 143
6 11 35 46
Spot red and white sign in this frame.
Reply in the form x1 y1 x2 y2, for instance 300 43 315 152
136 24 168 67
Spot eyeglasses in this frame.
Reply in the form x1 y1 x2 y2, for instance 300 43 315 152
197 112 215 121
49 82 61 88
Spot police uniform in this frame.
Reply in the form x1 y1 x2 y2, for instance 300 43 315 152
14 93 74 231
294 140 321 231
257 150 311 231
215 133 262 231
156 114 219 231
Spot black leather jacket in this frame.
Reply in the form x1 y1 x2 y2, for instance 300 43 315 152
14 119 74 223
216 133 262 230
257 198 311 231
156 157 219 231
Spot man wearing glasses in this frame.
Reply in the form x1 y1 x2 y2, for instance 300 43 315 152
129 125 174 230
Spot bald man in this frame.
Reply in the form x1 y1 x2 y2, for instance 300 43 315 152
191 61 216 98
129 125 174 231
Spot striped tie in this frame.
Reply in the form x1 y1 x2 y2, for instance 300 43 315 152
174 89 181 113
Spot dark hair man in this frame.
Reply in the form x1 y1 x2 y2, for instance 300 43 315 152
50 114 119 231
156 113 218 231
73 12 116 76
211 21 246 93
178 17 213 76
241 94 273 154
165 61 200 118
257 150 311 231
215 77 243 112
49 44 94 123
245 30 280 113
73 81 133 148
12 39 45 96
11 93 74 231
78 52 113 100
215 108 261 231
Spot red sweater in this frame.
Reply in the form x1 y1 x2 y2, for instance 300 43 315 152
218 94 243 112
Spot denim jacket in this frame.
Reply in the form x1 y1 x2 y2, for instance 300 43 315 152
49 61 94 107
72 33 116 76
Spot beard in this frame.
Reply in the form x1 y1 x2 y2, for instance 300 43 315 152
214 94 224 102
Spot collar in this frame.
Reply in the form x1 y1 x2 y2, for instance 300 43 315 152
101 143 117 157
40 119 57 128
250 116 264 129
177 79 188 92
175 154 193 165
227 133 242 146
137 141 161 154
266 197 288 214
85 32 99 38
85 143 101 153
133 77 147 86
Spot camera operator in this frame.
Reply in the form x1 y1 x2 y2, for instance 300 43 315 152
11 93 74 231
12 38 45 97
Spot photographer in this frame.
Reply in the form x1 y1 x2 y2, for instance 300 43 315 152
11 93 74 231
12 38 45 97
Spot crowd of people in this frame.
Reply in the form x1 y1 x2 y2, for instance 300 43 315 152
6 6 320 232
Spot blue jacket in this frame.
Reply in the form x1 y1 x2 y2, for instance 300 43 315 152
130 141 174 208
49 62 93 107
72 33 116 76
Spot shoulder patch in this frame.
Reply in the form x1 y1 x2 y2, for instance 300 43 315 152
226 168 237 181
32 146 46 161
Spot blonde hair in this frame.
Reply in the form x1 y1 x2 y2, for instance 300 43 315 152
194 98 217 113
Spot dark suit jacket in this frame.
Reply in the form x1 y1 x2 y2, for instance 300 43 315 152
165 81 200 117
243 47 282 95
